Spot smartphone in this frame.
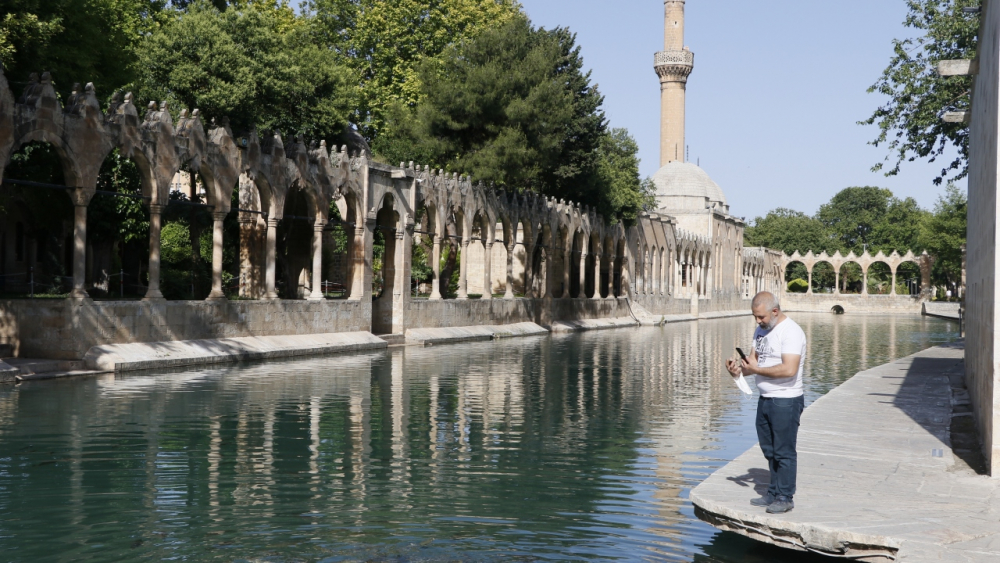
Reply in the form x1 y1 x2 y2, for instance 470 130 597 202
735 347 748 361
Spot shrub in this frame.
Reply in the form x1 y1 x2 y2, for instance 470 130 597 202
787 278 809 293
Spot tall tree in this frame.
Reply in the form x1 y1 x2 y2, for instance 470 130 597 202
390 15 612 215
861 0 979 185
744 208 837 255
0 0 165 96
596 128 654 224
138 0 356 139
816 187 926 254
918 183 966 286
307 0 520 138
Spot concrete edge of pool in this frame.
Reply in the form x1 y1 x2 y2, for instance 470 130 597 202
690 343 1000 563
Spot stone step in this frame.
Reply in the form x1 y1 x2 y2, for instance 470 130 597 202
377 334 406 345
5 358 85 375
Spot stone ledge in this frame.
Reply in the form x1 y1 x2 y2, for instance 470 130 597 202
548 317 639 332
405 322 548 345
84 332 387 372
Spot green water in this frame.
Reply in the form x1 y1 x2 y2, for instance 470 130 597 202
0 313 959 562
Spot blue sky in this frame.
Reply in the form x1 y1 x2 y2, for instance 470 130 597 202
517 0 963 221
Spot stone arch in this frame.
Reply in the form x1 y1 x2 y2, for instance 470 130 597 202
839 261 863 294
811 260 835 294
866 261 892 295
785 260 807 292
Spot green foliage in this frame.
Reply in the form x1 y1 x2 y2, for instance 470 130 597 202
381 15 621 217
918 183 966 286
90 149 150 244
0 0 166 97
816 187 927 254
787 278 808 293
411 241 432 283
139 0 356 138
861 0 978 185
307 0 520 138
745 208 836 254
596 128 650 224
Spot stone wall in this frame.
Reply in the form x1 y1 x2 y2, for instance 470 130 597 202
405 298 629 330
964 0 1000 475
0 299 372 360
781 293 923 314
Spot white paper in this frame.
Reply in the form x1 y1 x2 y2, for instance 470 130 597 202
735 374 753 395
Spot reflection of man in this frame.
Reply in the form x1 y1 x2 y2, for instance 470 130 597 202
726 291 806 514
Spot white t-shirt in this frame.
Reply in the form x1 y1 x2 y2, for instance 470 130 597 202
752 317 806 398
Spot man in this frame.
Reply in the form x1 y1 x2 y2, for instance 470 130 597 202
726 291 806 514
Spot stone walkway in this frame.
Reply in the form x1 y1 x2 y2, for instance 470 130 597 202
690 344 1000 562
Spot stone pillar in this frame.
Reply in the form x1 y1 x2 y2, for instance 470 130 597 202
458 238 470 299
349 226 367 300
562 247 572 298
806 267 813 295
430 236 443 300
264 218 279 300
207 211 228 300
890 267 897 296
483 241 493 300
591 251 601 299
71 201 88 299
862 267 869 295
834 269 841 295
308 221 325 300
505 242 515 299
144 204 164 300
578 251 588 298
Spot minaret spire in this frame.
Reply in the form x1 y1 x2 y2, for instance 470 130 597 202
655 0 694 166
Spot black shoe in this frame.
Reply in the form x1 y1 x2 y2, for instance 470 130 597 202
749 493 775 507
766 496 794 514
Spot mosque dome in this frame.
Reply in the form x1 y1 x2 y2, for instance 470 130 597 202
651 161 728 213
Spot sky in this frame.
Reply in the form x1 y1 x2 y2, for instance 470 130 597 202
516 0 964 222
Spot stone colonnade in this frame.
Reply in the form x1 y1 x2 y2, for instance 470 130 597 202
779 250 933 296
0 70 775 321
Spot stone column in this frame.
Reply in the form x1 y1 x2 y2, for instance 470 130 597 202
349 226 367 300
144 204 164 300
590 249 601 299
308 221 325 300
458 238 470 299
71 201 88 299
562 247 572 298
430 236 443 300
505 242 515 299
578 251 588 299
264 217 279 300
806 267 813 295
483 241 493 300
543 246 554 298
834 268 841 295
862 267 869 295
890 267 897 296
207 211 228 300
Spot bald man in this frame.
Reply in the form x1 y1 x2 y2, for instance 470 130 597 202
726 291 806 514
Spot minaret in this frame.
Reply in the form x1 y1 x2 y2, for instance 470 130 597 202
655 0 694 165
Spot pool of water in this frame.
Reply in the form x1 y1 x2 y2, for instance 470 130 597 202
0 313 959 562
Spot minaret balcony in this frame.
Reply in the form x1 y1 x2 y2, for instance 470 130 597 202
654 50 694 82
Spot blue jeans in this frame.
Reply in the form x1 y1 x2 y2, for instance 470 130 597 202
756 395 804 500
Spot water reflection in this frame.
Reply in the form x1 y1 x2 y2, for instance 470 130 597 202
0 314 957 562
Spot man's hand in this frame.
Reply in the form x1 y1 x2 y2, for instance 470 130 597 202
725 357 741 378
741 353 759 375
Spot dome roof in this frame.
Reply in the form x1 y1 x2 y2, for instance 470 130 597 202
651 161 727 206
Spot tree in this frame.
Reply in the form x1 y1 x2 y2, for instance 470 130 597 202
861 0 979 185
0 0 165 97
918 183 966 286
138 1 356 139
744 208 836 255
387 15 612 215
307 0 520 138
596 128 654 224
816 187 926 254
